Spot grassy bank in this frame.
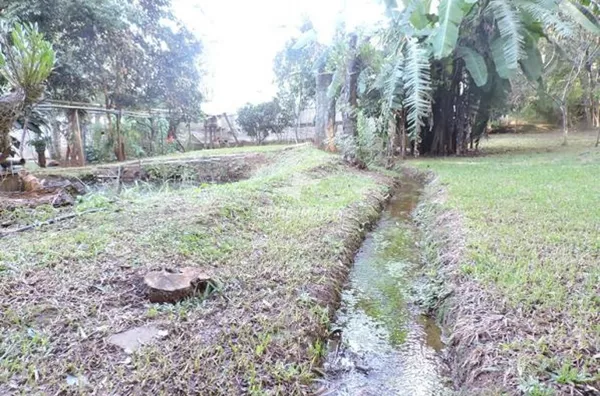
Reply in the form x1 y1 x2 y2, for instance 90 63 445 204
0 146 392 394
415 132 600 395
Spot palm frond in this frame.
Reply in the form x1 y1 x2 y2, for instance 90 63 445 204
488 0 525 70
0 22 55 102
374 48 405 117
518 0 574 38
491 36 515 79
560 0 600 35
403 38 431 144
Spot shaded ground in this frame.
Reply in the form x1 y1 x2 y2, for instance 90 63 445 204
0 146 392 394
415 131 600 395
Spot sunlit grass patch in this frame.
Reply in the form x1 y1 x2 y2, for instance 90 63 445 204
415 131 600 392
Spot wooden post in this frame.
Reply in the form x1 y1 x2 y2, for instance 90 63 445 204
75 110 85 166
315 72 333 148
223 113 239 146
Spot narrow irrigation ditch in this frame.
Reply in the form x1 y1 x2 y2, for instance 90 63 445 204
324 176 452 395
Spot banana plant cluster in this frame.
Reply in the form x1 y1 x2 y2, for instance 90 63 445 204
374 0 600 155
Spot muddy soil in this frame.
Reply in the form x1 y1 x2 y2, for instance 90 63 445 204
324 178 452 396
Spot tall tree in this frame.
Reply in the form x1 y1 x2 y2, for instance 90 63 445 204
273 20 319 143
369 0 600 156
3 0 203 161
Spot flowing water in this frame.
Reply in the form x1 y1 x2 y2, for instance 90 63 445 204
324 178 452 396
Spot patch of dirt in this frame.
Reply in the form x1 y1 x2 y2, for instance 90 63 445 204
0 174 85 211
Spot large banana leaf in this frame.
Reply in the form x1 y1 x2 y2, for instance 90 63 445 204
519 0 574 38
519 35 543 81
491 36 516 79
457 46 488 86
431 0 466 59
403 39 431 142
401 0 433 30
561 0 600 35
489 0 524 70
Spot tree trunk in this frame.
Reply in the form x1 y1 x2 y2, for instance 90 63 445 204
115 110 126 161
585 60 594 129
326 96 337 151
223 113 239 146
70 110 85 167
36 148 47 168
561 105 569 146
19 116 28 158
203 120 208 149
315 72 333 148
342 33 359 141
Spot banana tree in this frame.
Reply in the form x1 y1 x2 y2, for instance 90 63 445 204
378 0 600 155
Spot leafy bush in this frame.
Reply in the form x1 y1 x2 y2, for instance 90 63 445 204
336 111 385 166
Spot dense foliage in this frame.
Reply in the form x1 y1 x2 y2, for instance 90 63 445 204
0 22 55 163
281 0 600 159
0 0 203 164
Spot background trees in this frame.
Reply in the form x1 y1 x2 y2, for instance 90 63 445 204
0 0 203 165
276 0 600 161
237 100 292 144
273 21 320 143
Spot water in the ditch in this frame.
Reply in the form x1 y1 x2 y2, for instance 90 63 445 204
324 178 452 396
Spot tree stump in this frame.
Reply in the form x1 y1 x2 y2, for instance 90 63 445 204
144 267 213 303
19 170 43 192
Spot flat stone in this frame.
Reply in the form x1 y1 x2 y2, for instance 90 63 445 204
144 267 212 303
107 326 166 354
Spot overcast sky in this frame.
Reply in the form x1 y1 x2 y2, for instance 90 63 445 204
173 0 384 114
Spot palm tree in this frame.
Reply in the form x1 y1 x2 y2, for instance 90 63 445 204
0 22 55 164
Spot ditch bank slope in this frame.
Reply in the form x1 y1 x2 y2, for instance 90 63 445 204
0 146 394 395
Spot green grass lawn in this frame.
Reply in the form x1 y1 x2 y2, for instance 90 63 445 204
415 132 600 394
0 146 391 394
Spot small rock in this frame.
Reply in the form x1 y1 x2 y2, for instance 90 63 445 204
144 267 213 303
51 189 76 207
107 326 165 354
66 373 88 387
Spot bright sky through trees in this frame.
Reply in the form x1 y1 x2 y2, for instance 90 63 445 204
173 0 384 113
